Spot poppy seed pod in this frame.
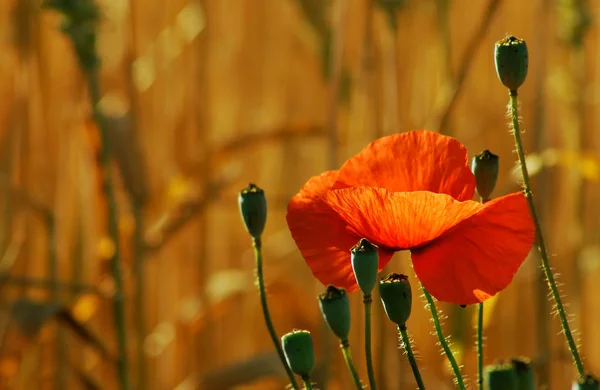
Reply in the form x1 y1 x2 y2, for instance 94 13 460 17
485 361 518 390
472 150 499 202
378 273 412 327
494 35 528 92
351 238 379 295
512 357 535 390
573 374 600 390
238 183 267 240
318 286 351 342
281 330 315 377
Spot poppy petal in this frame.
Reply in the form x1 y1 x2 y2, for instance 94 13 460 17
333 130 476 201
411 193 535 305
293 170 338 201
286 172 394 292
322 187 483 251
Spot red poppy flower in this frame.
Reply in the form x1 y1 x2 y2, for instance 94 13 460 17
286 130 535 305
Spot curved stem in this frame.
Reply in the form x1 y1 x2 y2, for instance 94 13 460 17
301 375 313 390
398 325 426 390
253 239 300 390
340 341 364 390
363 295 377 390
422 286 465 389
477 302 484 390
508 91 585 378
477 197 489 390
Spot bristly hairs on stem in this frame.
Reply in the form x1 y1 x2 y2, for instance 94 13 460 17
507 90 585 378
398 330 423 361
509 101 585 366
421 285 466 390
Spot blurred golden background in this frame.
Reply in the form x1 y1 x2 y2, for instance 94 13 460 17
0 0 598 389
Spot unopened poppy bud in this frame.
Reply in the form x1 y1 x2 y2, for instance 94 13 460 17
238 183 267 240
494 35 528 92
318 286 351 342
573 374 600 390
281 329 315 377
485 361 518 390
378 273 412 327
512 357 535 390
472 150 499 201
351 238 379 295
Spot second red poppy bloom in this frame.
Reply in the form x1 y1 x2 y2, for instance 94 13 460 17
286 130 535 305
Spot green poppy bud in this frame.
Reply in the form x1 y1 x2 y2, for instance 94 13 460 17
485 361 518 390
471 149 499 202
378 273 412 327
494 35 529 92
512 357 535 390
238 183 267 240
573 374 600 390
281 329 315 377
351 238 379 295
318 286 351 342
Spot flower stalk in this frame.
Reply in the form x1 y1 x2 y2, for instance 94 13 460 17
351 239 379 390
318 286 363 389
340 340 363 390
302 376 314 390
398 325 425 389
378 273 424 388
254 239 300 390
508 90 585 378
472 145 498 390
422 286 465 389
477 301 484 390
364 294 377 390
239 184 299 389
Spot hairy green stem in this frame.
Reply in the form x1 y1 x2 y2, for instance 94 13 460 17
477 196 489 390
340 341 363 390
376 298 387 386
301 375 313 390
422 286 465 389
252 238 299 390
508 90 585 378
363 294 377 390
87 71 130 390
477 302 484 390
398 325 425 389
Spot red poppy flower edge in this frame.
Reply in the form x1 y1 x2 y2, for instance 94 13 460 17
289 179 535 302
411 193 535 304
333 130 476 201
